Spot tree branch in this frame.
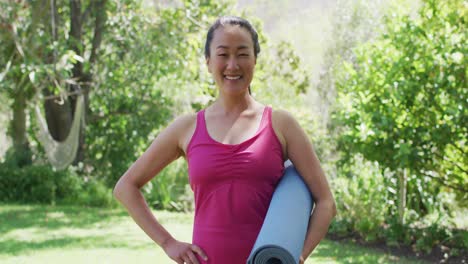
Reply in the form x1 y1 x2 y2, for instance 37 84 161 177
89 0 106 65
50 0 58 73
420 171 467 193
449 142 466 156
186 13 205 28
81 2 92 24
69 0 83 83
433 151 468 175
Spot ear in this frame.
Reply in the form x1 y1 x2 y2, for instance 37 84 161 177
206 57 212 73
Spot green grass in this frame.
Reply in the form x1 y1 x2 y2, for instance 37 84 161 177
0 204 427 263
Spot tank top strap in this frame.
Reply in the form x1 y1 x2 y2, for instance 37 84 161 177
195 109 209 139
187 109 208 155
258 106 272 132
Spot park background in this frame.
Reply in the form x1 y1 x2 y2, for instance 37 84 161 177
0 0 466 263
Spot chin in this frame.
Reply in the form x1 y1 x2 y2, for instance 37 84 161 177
222 86 249 95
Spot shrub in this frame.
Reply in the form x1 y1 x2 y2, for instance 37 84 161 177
329 155 467 256
143 159 193 212
0 163 57 203
331 155 389 242
0 162 116 207
76 179 116 208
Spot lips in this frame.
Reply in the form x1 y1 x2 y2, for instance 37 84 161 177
224 75 241 80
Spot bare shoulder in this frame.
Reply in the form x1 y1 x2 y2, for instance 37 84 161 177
166 113 197 155
271 109 299 135
168 113 197 132
272 109 296 124
271 109 299 158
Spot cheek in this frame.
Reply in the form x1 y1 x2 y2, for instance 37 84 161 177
209 61 223 73
246 64 255 75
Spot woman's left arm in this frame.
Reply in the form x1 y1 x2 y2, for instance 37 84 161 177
273 110 337 262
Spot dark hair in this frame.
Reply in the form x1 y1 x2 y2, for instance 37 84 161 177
205 16 260 95
204 16 260 59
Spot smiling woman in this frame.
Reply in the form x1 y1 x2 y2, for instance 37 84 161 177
204 16 260 96
113 16 336 264
206 24 256 97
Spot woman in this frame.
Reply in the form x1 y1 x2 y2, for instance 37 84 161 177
113 16 336 264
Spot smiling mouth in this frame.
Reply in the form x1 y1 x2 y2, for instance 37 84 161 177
224 75 241 80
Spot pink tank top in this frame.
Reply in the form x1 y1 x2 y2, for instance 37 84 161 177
187 106 284 264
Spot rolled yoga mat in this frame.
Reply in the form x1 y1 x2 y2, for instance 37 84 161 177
247 161 314 264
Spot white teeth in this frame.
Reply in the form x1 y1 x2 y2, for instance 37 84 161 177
225 75 241 80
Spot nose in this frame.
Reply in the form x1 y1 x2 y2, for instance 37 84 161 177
226 57 239 70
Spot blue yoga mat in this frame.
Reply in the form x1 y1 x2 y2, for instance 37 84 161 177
247 162 314 264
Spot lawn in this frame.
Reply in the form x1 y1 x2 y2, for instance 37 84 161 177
0 204 427 264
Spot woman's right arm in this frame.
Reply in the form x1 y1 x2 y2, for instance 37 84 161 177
113 114 207 264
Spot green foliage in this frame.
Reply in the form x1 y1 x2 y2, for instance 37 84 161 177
3 146 33 168
331 156 389 242
0 161 115 207
327 0 467 255
75 178 116 207
0 163 71 204
0 1 80 98
330 155 467 255
143 159 193 212
333 0 467 210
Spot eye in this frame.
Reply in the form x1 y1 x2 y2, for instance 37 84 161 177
217 53 227 57
239 54 249 57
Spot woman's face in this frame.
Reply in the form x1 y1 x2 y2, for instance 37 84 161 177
206 25 256 96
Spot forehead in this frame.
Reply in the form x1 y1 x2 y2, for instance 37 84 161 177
210 25 254 49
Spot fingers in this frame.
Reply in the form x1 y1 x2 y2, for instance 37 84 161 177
185 251 200 264
167 241 207 264
191 244 208 261
180 245 207 264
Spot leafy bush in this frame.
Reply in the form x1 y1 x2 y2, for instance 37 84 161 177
75 178 116 208
143 159 193 212
0 162 116 207
330 155 389 242
326 0 466 258
0 163 58 203
329 154 467 256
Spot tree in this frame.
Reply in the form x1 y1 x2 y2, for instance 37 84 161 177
333 0 467 220
0 0 107 165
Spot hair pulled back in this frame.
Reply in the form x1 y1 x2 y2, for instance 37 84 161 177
204 16 260 59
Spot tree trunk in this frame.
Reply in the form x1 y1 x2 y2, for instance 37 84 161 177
4 0 50 166
68 0 84 164
398 168 407 225
12 92 27 147
10 90 32 166
72 0 107 164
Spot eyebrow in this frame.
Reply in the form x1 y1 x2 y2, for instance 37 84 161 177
216 45 249 50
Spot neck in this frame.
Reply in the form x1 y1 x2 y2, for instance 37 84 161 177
211 92 256 115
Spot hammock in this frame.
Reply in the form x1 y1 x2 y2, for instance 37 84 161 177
34 94 84 170
30 0 84 170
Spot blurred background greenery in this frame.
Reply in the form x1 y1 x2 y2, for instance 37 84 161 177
0 0 466 262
